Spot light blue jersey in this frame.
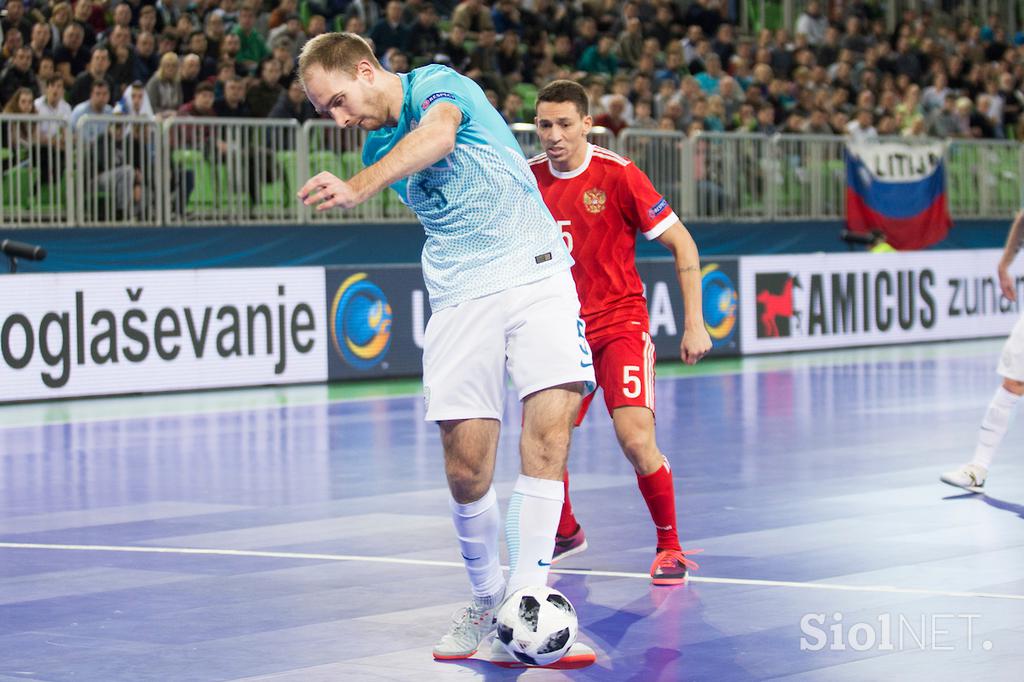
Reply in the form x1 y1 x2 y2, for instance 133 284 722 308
362 64 571 311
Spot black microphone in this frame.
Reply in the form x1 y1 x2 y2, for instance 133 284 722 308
1 239 47 261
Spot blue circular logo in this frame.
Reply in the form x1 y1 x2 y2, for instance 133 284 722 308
701 264 738 346
330 273 393 370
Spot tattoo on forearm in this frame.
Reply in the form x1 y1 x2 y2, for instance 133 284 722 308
678 265 699 274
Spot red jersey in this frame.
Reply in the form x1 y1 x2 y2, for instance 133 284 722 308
530 144 679 338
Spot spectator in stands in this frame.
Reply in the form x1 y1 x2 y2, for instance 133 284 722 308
246 56 281 117
179 53 202 105
54 23 87 87
187 30 219 81
499 90 522 124
146 51 182 116
233 4 269 75
846 108 878 142
3 86 36 117
34 75 71 140
451 0 493 40
35 54 54 86
594 93 629 136
29 22 52 69
406 4 442 63
271 36 297 83
756 104 777 134
100 3 133 46
103 27 136 95
138 6 158 39
0 46 38 103
70 81 138 221
213 0 242 30
653 50 685 88
134 31 157 82
491 0 521 36
2 0 33 44
437 23 469 71
178 80 217 118
69 47 115 107
268 16 306 58
306 14 327 40
695 53 724 94
841 16 868 55
158 31 179 59
966 95 997 139
921 72 950 113
214 75 249 117
617 16 644 68
114 80 154 118
578 34 618 76
268 0 298 30
997 72 1023 134
384 49 409 73
47 2 72 51
712 23 736 65
795 1 827 46
71 0 98 50
466 27 501 93
2 24 26 63
925 92 958 137
368 1 410 58
268 77 313 121
496 31 527 88
204 12 226 57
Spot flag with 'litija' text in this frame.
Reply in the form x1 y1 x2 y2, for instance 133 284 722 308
846 142 951 250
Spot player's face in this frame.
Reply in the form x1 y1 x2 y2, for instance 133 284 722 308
303 63 387 131
535 101 592 171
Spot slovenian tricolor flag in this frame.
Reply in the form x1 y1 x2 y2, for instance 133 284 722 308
846 142 951 249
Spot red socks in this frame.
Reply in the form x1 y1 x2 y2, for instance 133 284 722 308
558 463 682 551
556 470 579 537
637 461 682 552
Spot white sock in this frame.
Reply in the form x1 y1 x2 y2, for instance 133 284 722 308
505 474 564 596
450 487 505 606
971 385 1021 470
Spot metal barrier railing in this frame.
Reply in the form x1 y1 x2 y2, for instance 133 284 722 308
1 114 74 227
75 115 162 227
5 111 1024 227
164 117 299 225
301 120 412 223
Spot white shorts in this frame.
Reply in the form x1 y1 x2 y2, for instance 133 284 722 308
997 314 1024 381
422 269 596 422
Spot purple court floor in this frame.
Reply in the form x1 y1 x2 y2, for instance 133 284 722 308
1 339 1022 681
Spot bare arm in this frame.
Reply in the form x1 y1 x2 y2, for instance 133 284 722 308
656 221 711 364
299 102 462 211
998 209 1024 301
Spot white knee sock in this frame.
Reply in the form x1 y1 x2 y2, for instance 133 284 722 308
971 386 1021 470
505 474 564 596
450 487 505 607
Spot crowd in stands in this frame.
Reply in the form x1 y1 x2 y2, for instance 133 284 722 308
1 0 1023 148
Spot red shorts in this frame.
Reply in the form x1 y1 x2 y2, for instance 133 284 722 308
575 330 656 426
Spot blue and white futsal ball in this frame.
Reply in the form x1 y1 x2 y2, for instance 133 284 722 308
495 586 578 666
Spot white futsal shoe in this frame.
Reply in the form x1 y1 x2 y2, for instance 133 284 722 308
432 600 498 660
940 463 987 494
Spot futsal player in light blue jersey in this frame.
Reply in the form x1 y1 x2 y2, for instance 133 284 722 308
297 33 596 668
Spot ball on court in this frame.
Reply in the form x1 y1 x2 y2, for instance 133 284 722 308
495 585 578 666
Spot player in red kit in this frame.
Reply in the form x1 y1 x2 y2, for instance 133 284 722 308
529 80 711 585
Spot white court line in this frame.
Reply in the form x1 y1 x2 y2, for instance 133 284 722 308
2 541 1022 602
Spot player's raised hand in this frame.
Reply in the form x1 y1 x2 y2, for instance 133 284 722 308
298 171 361 211
681 326 712 365
999 263 1016 302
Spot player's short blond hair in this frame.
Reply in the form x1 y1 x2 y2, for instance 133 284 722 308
298 32 382 85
